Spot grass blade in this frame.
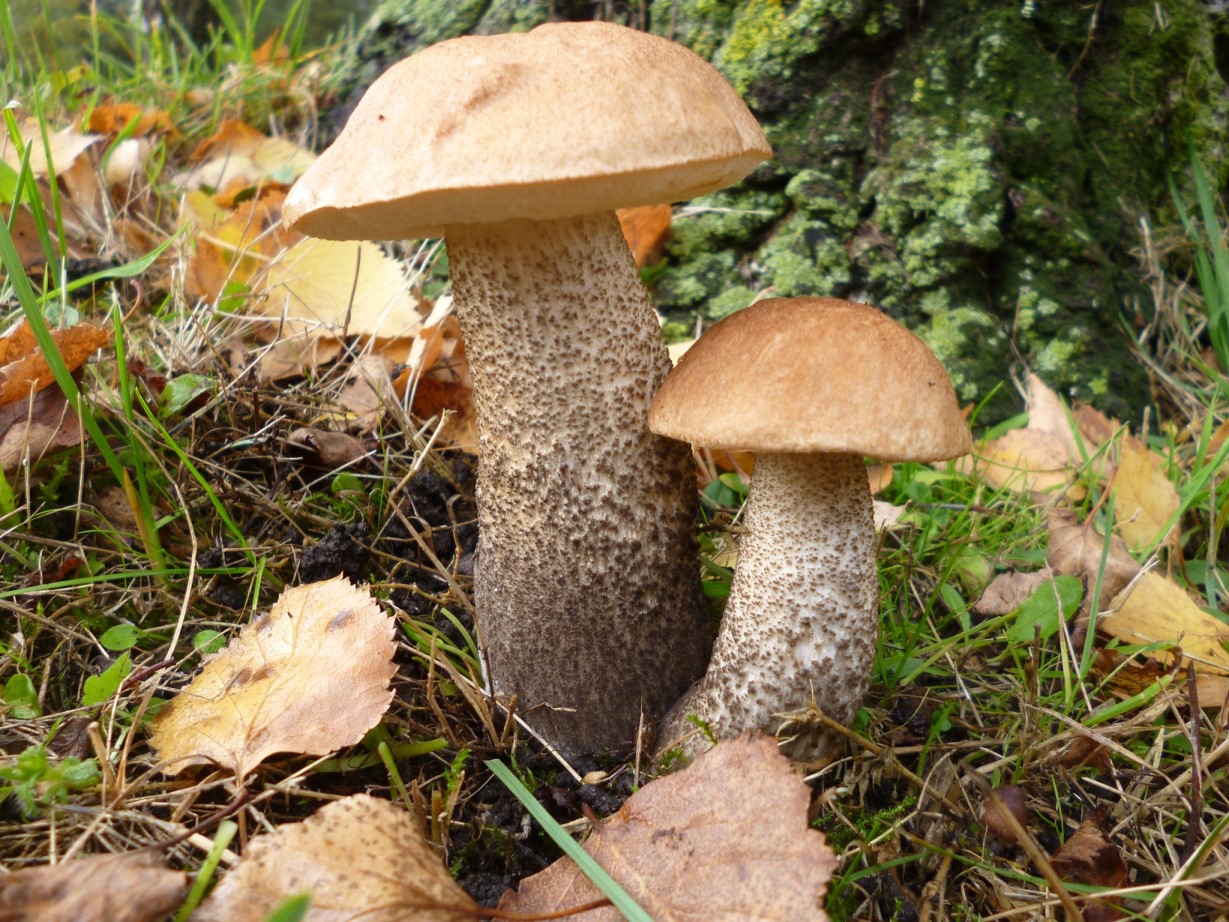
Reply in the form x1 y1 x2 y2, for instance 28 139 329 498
485 758 654 922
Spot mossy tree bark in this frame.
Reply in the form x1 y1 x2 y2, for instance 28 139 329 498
334 0 1228 419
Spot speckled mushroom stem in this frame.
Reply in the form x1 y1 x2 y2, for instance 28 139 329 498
447 212 711 757
657 451 877 761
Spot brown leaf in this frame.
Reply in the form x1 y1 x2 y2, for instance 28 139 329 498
0 375 85 472
332 354 396 433
499 735 837 921
0 321 109 406
1104 571 1229 677
980 784 1027 844
0 850 188 922
193 794 477 922
284 428 370 469
1049 813 1128 920
616 204 672 267
1046 508 1140 602
1112 442 1179 551
411 378 477 452
975 571 1053 617
86 101 175 138
148 577 397 779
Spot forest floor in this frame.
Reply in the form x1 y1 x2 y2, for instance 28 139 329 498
1 6 1228 922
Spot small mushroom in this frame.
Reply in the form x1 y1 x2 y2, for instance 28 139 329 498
648 297 971 760
284 23 771 755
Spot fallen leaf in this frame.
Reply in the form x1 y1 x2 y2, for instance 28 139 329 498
183 188 290 300
185 119 316 193
0 321 110 406
332 354 396 432
0 850 188 922
193 794 477 922
1112 441 1179 551
148 576 397 779
1103 571 1229 677
409 378 477 451
975 571 1053 618
616 204 672 267
1049 811 1128 921
0 380 84 471
499 735 837 921
980 784 1027 844
257 237 421 340
1024 373 1078 459
85 102 175 138
285 428 370 468
0 119 101 179
873 499 906 531
250 334 345 382
959 427 1083 498
1046 508 1140 602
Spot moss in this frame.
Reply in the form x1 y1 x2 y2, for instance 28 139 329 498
706 286 759 318
757 212 852 298
917 301 1007 402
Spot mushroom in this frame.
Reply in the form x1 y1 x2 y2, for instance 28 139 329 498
283 22 771 756
648 297 971 760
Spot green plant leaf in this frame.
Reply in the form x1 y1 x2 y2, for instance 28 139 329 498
4 673 40 718
1006 576 1083 643
82 653 133 706
100 623 141 651
159 373 214 418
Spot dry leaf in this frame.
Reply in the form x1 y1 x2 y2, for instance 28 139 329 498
1049 812 1128 921
975 572 1053 617
0 851 188 922
616 204 672 267
0 119 101 179
193 794 477 922
499 735 837 921
959 427 1082 497
251 334 345 382
1103 571 1229 677
1024 373 1078 458
410 378 477 451
185 119 316 193
0 382 84 471
183 188 290 300
332 354 396 432
873 500 906 531
258 237 421 340
86 102 175 138
148 576 396 779
1046 508 1140 602
285 428 370 469
0 321 109 406
980 784 1027 844
1112 442 1179 550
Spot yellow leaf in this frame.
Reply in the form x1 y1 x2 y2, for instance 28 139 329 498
148 576 397 779
257 237 421 340
959 427 1084 498
1104 571 1229 676
1113 442 1179 550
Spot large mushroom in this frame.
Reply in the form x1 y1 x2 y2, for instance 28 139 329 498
648 297 971 760
283 22 771 755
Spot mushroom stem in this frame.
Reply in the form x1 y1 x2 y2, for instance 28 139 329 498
447 212 711 756
658 451 877 760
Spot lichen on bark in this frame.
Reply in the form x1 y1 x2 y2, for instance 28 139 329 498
332 0 1228 417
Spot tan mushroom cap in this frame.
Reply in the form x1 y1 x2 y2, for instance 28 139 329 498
649 297 973 461
283 22 772 241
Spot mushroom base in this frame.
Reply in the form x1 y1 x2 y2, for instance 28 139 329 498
448 213 711 756
657 451 877 762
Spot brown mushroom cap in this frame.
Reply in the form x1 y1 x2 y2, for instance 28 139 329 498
283 22 771 241
649 297 973 461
